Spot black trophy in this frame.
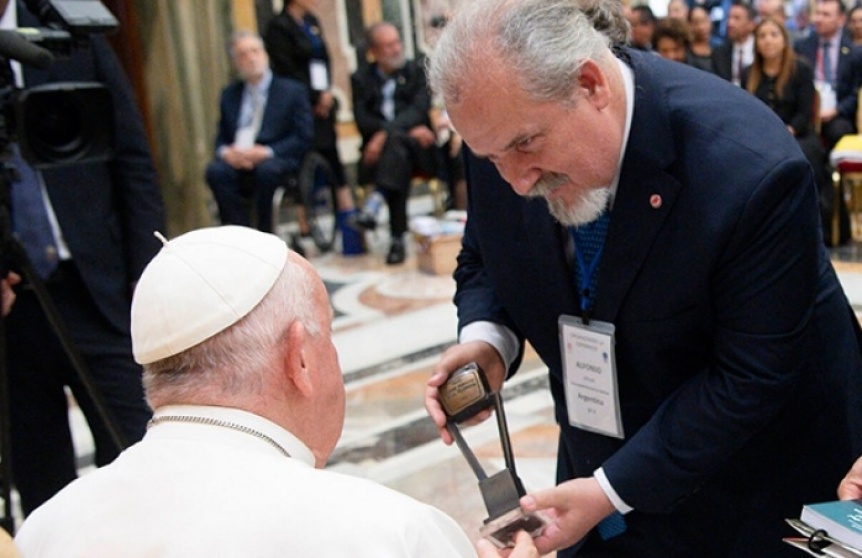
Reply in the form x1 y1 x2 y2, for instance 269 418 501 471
439 362 548 548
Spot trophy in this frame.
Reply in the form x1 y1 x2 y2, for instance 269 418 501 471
439 362 548 548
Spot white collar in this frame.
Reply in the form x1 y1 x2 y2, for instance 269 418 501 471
0 1 16 30
149 404 316 467
608 57 635 204
246 69 273 95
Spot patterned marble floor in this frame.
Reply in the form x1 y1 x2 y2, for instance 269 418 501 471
313 235 560 550
57 209 862 555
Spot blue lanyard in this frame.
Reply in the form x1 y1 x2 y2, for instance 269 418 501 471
302 19 324 56
569 217 608 322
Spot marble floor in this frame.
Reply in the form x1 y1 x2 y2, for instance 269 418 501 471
55 197 862 556
297 222 562 552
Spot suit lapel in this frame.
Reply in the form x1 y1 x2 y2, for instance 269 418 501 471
223 82 244 142
838 36 852 77
594 51 683 323
257 79 277 140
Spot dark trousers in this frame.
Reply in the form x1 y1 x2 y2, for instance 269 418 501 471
362 131 436 237
314 111 347 187
822 115 855 153
6 261 150 515
205 157 292 233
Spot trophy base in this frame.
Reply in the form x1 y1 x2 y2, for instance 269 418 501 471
480 507 549 548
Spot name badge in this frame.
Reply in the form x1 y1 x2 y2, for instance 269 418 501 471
309 60 330 91
559 315 624 439
816 81 837 114
234 126 255 149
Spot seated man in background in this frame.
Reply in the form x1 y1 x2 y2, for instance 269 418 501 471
626 5 657 51
14 225 535 558
205 31 312 235
793 0 862 245
352 22 437 265
793 0 862 151
711 0 756 85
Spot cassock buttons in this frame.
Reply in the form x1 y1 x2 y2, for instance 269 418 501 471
650 194 662 209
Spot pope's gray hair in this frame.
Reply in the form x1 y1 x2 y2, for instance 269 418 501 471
427 0 620 105
143 251 320 406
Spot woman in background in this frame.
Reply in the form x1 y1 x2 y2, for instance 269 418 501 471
653 17 692 64
744 18 827 215
264 0 360 252
687 5 717 73
848 5 862 46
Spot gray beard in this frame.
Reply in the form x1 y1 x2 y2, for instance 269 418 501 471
527 173 610 227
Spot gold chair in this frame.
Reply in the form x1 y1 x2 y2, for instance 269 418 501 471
828 94 862 244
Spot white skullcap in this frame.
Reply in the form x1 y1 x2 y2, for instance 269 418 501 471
131 226 288 364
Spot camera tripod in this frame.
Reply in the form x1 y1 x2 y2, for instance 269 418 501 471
0 151 126 534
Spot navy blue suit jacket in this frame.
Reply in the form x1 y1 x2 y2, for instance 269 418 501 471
18 5 164 334
710 38 736 81
350 59 432 146
213 75 312 173
458 49 862 555
794 33 862 120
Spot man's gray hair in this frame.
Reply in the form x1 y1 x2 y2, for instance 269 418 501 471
229 29 264 57
428 0 619 105
578 0 631 44
143 251 320 405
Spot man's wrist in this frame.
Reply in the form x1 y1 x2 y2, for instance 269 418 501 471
593 467 633 514
458 321 518 370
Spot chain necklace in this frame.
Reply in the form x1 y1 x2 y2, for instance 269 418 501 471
148 415 292 459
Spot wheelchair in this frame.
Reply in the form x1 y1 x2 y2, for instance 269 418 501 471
271 151 340 253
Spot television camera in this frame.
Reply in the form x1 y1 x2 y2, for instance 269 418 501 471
0 0 119 168
0 0 128 535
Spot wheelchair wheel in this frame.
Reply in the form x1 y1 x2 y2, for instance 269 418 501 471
298 151 338 253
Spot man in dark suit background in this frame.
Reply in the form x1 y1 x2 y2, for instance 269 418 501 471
625 5 656 51
1 0 165 515
424 0 862 556
793 0 862 246
205 31 312 235
351 22 437 265
794 0 862 150
711 0 756 85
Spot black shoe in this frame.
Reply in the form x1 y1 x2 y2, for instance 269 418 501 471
289 234 306 258
350 210 378 231
386 239 406 265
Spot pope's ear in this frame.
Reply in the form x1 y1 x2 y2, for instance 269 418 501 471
283 320 313 397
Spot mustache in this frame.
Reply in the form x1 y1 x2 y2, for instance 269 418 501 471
526 172 570 198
